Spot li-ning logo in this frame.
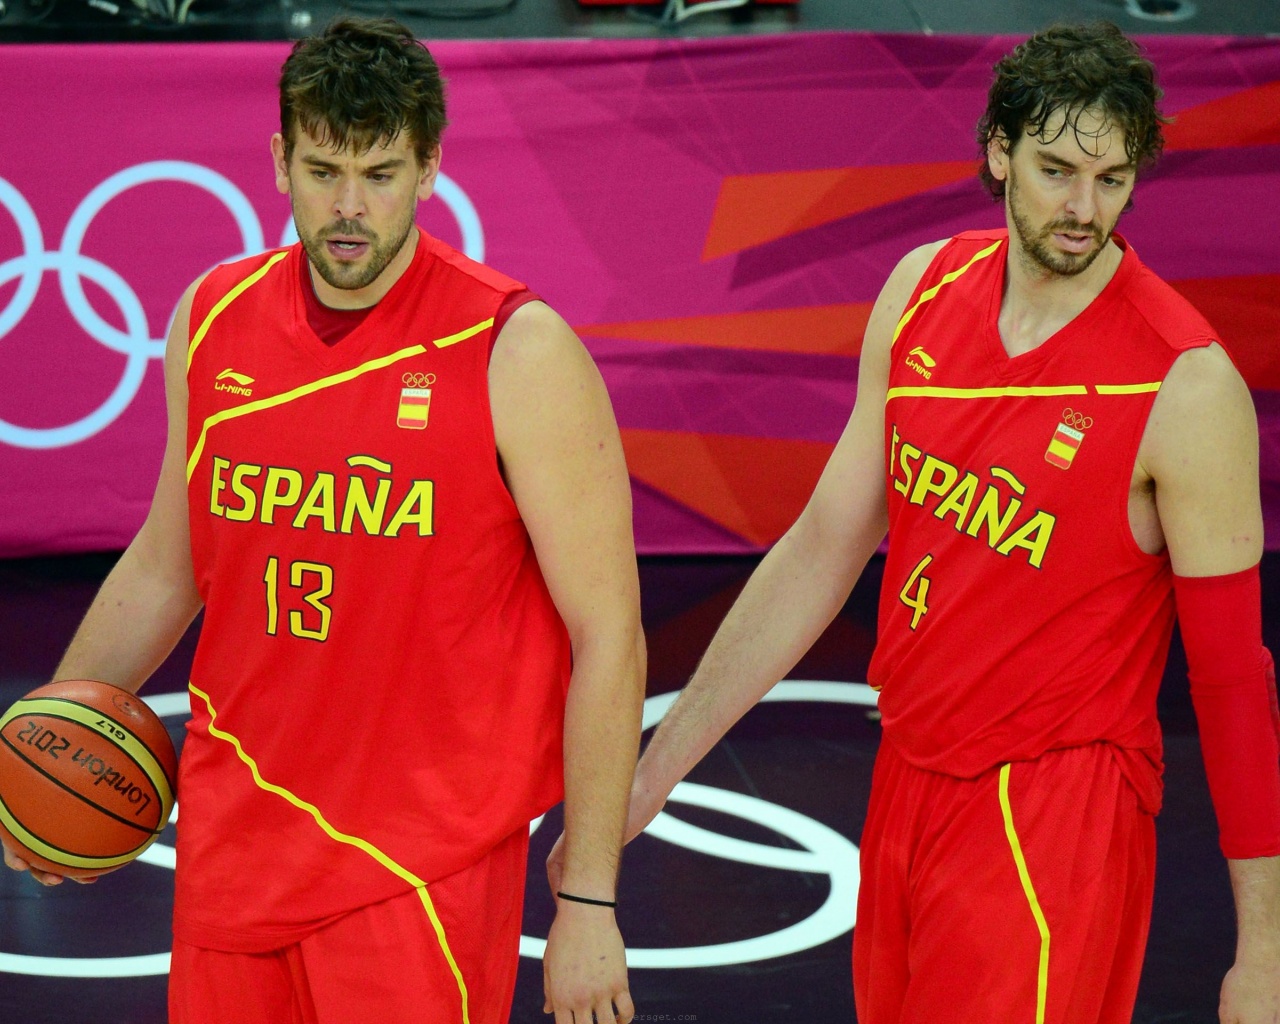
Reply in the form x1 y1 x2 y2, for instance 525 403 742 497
214 368 254 397
905 346 936 380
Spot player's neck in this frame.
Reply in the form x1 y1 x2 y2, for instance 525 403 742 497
997 238 1123 358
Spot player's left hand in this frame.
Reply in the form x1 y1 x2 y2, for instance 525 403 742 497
542 899 634 1024
1220 954 1280 1023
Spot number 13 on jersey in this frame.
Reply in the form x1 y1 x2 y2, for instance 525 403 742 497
263 556 334 642
899 554 934 630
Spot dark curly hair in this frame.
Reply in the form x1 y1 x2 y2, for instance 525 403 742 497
279 16 448 167
977 22 1168 200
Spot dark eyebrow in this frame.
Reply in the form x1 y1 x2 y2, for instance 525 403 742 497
1038 152 1135 176
300 155 408 173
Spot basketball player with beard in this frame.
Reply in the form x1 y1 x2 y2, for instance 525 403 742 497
600 22 1280 1024
3 17 643 1024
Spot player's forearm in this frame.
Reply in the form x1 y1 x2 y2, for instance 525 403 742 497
558 624 646 898
636 508 874 806
1229 855 1280 962
55 538 202 694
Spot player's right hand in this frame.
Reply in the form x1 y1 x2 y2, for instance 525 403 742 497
1 836 92 886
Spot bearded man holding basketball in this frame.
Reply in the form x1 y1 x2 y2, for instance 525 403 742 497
613 23 1280 1024
2 17 644 1024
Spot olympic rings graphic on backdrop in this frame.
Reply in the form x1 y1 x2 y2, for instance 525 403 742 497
402 372 436 388
1061 408 1093 430
0 165 484 451
0 682 871 978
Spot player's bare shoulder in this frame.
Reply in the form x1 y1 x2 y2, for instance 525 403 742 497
1137 341 1262 573
860 239 949 371
488 299 616 463
1157 343 1251 412
489 300 603 408
871 242 948 336
890 239 949 294
491 300 576 365
1143 342 1257 470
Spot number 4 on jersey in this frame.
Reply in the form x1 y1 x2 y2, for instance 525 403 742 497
898 554 934 630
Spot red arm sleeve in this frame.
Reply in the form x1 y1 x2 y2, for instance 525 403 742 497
1174 564 1280 860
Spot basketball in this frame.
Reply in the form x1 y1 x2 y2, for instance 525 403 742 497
0 679 178 879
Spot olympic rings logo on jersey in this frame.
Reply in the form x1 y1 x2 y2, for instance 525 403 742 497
1061 408 1094 430
0 681 870 979
402 372 437 388
0 164 485 451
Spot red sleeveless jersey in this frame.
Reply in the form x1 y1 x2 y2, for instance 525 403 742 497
868 230 1217 804
176 230 572 951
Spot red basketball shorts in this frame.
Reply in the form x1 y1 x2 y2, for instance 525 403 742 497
853 741 1157 1024
169 825 529 1024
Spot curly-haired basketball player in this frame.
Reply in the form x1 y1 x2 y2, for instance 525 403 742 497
615 22 1280 1024
2 17 643 1024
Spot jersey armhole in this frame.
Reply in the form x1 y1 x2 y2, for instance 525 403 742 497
488 289 542 359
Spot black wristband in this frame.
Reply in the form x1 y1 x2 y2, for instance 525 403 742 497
556 890 617 908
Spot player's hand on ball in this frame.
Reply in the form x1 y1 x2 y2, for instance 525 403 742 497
0 680 174 882
0 835 82 886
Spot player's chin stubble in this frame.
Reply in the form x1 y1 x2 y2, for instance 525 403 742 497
299 215 415 293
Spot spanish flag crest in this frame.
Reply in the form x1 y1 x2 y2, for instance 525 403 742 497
398 372 435 430
1045 409 1092 470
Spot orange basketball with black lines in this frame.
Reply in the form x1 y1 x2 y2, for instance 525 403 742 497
0 679 177 879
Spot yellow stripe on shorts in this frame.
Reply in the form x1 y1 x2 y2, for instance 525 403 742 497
187 682 471 1024
999 763 1051 1024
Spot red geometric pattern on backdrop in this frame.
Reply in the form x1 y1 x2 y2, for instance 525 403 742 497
620 429 835 548
578 304 871 357
701 161 974 261
582 41 1280 552
1 34 1278 557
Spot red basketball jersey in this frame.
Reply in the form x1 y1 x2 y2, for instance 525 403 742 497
868 230 1218 805
176 230 572 951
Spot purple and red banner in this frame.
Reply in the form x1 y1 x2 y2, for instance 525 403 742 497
1 33 1278 557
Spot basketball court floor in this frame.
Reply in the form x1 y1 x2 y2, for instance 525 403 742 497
2 550 1277 1023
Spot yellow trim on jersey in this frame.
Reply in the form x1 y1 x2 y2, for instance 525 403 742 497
434 317 494 349
998 764 1051 1024
187 252 290 369
186 344 427 482
187 682 472 1024
891 239 1004 347
348 455 394 473
1096 382 1162 395
887 385 1088 401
